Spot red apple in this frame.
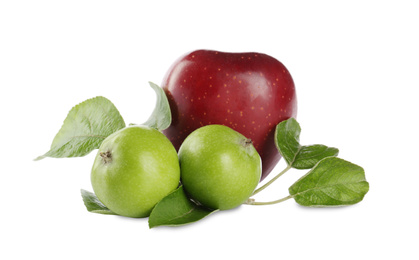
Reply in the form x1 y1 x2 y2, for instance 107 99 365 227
161 50 297 181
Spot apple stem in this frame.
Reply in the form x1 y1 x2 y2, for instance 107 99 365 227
244 195 294 206
252 165 292 196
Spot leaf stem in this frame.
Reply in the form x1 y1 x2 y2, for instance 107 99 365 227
245 195 294 205
252 165 292 196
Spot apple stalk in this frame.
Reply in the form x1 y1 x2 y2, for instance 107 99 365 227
245 165 293 205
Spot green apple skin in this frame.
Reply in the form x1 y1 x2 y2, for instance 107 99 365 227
179 125 261 210
91 125 180 218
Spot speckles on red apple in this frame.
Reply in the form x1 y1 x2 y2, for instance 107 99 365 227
162 50 297 181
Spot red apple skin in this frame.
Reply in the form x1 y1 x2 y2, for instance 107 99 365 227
162 50 297 181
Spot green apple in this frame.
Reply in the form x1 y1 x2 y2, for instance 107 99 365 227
179 125 261 210
91 125 180 218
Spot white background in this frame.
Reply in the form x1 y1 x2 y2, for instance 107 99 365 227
1 1 418 259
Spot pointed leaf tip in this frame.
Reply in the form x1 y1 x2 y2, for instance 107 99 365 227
148 186 217 228
142 82 172 131
81 189 116 215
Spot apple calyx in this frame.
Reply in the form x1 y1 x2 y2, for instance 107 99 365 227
240 138 253 148
100 151 112 164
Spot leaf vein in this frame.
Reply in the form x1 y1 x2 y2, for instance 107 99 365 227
295 180 367 198
167 208 195 222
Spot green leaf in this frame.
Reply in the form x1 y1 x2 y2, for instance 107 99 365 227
35 96 125 160
293 144 340 169
275 118 339 169
275 117 301 166
142 82 172 131
289 157 369 207
148 186 218 228
81 189 116 215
